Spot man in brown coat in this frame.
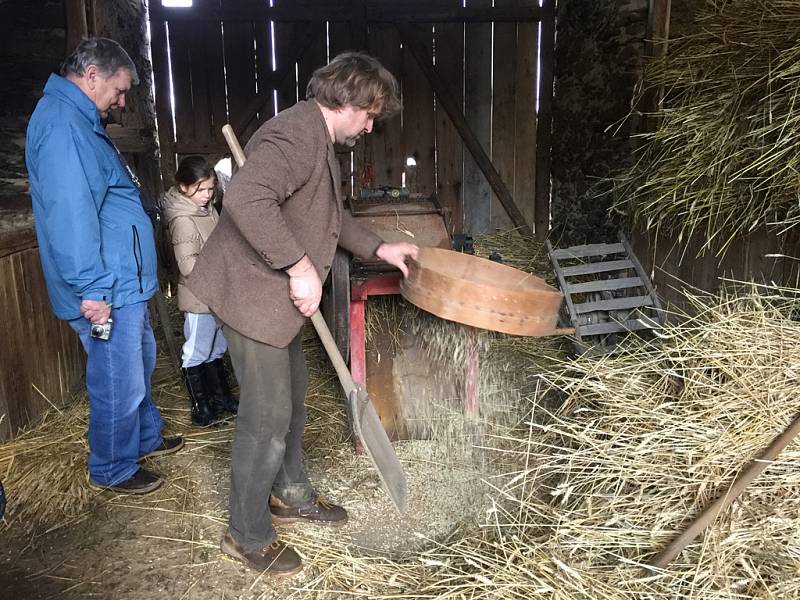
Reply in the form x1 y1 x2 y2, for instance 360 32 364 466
189 52 417 577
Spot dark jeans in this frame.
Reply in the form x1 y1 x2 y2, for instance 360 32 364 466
224 325 313 550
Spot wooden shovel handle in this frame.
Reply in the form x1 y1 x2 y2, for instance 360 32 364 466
310 312 358 398
222 124 246 168
647 411 800 569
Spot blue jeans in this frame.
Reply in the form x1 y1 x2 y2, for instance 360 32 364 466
69 301 164 485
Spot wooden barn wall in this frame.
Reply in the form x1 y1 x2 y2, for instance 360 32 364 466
0 233 85 442
149 1 549 236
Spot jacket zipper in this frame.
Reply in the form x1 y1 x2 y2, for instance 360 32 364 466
132 225 144 293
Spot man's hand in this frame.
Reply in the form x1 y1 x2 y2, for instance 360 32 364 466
286 255 322 317
375 242 419 278
80 299 112 324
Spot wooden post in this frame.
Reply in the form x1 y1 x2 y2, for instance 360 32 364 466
64 0 88 54
534 0 555 241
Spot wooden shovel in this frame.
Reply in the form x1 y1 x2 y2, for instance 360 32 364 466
221 124 408 513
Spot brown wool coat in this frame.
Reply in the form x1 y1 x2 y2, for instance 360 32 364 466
161 186 219 314
187 100 383 347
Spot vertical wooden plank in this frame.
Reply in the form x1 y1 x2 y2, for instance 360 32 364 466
223 20 257 138
366 23 403 188
434 10 464 234
206 20 229 140
641 0 672 134
297 28 327 103
64 0 88 54
253 19 275 123
189 28 211 147
401 25 436 195
463 0 492 234
535 0 555 240
491 0 517 231
272 0 298 113
514 3 538 229
330 20 356 199
168 21 197 147
149 5 177 184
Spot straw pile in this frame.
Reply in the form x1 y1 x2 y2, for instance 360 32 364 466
0 397 94 533
614 0 800 255
279 285 800 598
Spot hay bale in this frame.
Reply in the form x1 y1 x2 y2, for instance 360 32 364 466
615 1 800 254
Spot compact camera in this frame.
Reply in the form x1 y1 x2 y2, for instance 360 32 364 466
90 319 113 341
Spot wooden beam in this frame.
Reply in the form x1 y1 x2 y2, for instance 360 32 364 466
64 0 88 54
232 22 322 138
85 0 96 35
534 0 555 241
155 4 542 23
106 126 157 153
397 22 532 238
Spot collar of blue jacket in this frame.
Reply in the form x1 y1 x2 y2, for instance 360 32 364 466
43 74 111 139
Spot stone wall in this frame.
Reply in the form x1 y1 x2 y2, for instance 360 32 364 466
0 0 65 230
0 0 160 233
549 0 649 246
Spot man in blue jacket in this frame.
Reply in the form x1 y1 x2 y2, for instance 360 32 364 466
26 37 182 494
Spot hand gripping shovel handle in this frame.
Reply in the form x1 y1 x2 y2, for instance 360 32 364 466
221 124 408 513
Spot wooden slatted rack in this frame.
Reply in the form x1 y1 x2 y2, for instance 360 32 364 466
545 234 664 355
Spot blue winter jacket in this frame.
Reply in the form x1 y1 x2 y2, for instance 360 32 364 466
25 74 158 320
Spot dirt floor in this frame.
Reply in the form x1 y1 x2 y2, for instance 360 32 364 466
0 316 503 599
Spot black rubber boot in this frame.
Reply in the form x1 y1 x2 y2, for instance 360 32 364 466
204 358 238 415
183 365 216 426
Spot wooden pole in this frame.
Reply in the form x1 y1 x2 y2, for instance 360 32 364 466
647 411 800 570
640 0 672 135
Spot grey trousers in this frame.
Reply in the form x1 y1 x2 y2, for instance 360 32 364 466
223 325 313 550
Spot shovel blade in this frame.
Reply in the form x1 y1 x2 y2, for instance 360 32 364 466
350 386 408 513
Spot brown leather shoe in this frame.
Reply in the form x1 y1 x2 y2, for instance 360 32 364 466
220 532 302 577
270 494 348 526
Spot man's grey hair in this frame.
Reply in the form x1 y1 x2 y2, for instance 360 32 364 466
60 37 139 85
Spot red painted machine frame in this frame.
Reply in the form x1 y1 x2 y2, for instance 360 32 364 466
349 272 402 387
347 270 480 454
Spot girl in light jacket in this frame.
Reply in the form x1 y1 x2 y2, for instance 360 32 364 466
162 156 236 426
